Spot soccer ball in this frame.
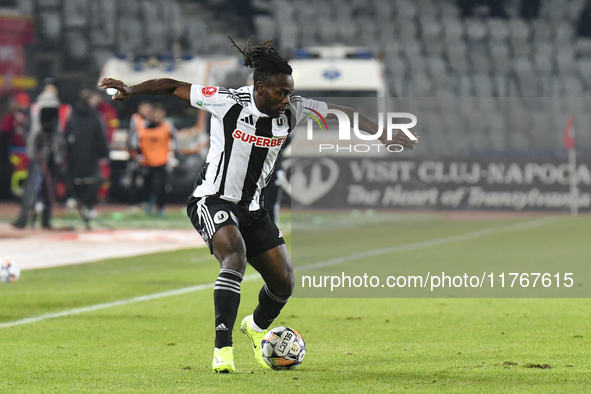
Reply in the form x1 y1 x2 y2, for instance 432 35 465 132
261 326 306 370
0 258 20 283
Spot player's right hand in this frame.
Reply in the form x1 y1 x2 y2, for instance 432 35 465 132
98 78 133 101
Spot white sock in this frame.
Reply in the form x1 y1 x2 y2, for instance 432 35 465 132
250 316 264 332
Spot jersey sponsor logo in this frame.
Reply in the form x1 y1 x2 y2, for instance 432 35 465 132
233 129 286 148
202 86 218 97
214 211 229 224
196 100 225 108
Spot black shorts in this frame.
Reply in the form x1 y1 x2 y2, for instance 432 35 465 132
187 195 285 259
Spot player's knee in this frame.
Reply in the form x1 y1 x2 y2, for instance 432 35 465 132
272 265 294 296
220 250 247 273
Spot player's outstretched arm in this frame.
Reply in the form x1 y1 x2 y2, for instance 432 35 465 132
98 78 191 102
326 103 419 150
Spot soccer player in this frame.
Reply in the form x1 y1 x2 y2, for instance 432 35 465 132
99 38 418 373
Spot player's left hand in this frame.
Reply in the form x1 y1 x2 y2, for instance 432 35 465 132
98 78 133 101
379 129 419 151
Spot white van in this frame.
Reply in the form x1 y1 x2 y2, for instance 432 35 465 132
290 46 388 97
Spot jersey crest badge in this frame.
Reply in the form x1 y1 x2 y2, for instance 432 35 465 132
214 211 229 224
202 86 218 97
273 114 288 129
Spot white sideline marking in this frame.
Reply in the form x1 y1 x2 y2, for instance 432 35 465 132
0 274 255 329
0 217 556 329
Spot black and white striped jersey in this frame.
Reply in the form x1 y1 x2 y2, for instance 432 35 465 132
189 84 327 211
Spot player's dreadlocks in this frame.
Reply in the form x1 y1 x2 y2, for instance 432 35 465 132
229 36 292 85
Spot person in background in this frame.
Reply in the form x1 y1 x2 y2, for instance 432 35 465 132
135 103 177 216
93 90 120 143
64 89 109 228
126 101 153 209
12 82 67 229
91 90 120 202
0 92 30 200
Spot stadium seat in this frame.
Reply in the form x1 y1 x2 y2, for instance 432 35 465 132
493 75 509 97
538 73 555 97
443 111 471 155
39 10 62 41
540 0 568 21
566 0 586 22
395 0 418 21
466 111 491 152
458 74 473 96
534 42 556 74
508 18 531 57
528 110 554 149
90 1 117 46
487 18 509 43
465 18 488 41
560 74 585 96
254 15 276 42
531 19 553 43
487 111 507 151
442 19 463 43
517 74 541 97
556 47 576 74
63 0 87 28
426 56 447 78
472 74 494 96
578 58 591 86
470 47 492 74
575 37 591 57
410 73 434 96
555 22 575 45
66 30 88 59
490 41 512 74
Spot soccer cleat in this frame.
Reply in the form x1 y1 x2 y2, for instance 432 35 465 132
212 346 235 373
240 315 271 369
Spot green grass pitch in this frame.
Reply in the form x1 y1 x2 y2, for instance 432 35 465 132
1 213 590 393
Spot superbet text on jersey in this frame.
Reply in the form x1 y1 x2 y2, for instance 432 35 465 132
189 84 327 211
